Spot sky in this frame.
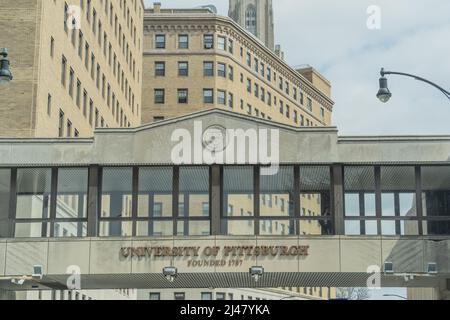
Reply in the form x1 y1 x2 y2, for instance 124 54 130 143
144 0 450 135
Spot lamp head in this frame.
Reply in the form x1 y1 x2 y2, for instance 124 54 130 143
377 75 392 103
249 266 264 283
163 266 178 283
0 48 13 85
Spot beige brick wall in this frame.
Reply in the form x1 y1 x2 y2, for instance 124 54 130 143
0 0 144 138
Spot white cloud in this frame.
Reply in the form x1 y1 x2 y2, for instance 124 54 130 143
145 0 450 134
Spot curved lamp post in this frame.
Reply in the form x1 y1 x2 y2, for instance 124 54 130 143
0 48 13 85
377 68 450 103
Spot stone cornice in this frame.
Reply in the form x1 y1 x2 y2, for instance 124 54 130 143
143 14 334 111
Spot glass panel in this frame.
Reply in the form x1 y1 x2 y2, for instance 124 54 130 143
345 221 361 235
300 193 330 217
365 221 378 235
260 166 293 217
223 167 254 217
179 167 209 217
422 191 450 217
381 220 396 235
299 220 333 235
381 166 415 191
99 221 133 237
14 223 50 238
222 220 254 236
56 168 88 219
344 166 375 192
344 194 360 217
400 220 419 235
399 193 416 216
16 168 51 219
138 167 172 218
300 166 330 191
177 220 210 236
136 221 173 237
0 169 11 237
423 220 450 235
364 193 376 216
54 222 87 237
259 220 295 236
381 193 395 216
101 168 133 218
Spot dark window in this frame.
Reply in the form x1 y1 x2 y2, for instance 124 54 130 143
204 34 214 49
154 89 165 104
178 89 188 104
217 63 226 77
155 34 165 49
203 61 214 76
155 62 165 76
178 62 188 76
217 90 226 105
178 34 189 49
203 89 214 104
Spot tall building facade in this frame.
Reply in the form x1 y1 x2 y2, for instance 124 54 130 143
0 0 144 138
142 3 333 128
229 0 275 50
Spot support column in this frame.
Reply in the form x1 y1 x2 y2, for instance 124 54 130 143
331 165 344 235
210 165 222 235
87 165 100 237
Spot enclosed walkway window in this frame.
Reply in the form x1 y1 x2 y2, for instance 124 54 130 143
99 168 133 237
137 167 173 237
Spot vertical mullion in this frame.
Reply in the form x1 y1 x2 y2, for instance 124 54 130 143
172 166 179 236
87 165 100 237
49 167 58 237
294 165 300 235
375 166 382 236
394 193 401 235
254 166 260 236
131 166 139 236
415 166 424 235
148 192 154 236
8 168 17 238
210 165 221 236
359 191 366 235
331 165 345 235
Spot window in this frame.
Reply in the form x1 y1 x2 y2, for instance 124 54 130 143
50 37 55 58
61 56 67 86
201 292 213 301
286 105 290 118
155 62 165 76
178 35 188 49
267 92 272 106
178 89 188 104
260 63 265 77
321 107 325 120
174 293 186 300
58 110 64 137
307 97 313 111
294 110 298 123
154 89 165 104
247 78 251 93
210 88 224 106
267 66 271 81
228 92 234 109
178 62 188 76
204 34 214 49
228 39 233 54
218 36 226 50
216 293 226 300
68 68 74 97
155 34 165 49
203 89 214 104
261 87 265 101
66 120 72 137
153 116 164 122
246 52 251 67
300 92 304 105
149 293 160 300
279 77 283 90
203 61 214 76
254 58 259 73
47 94 52 115
254 83 259 97
228 65 234 80
217 63 226 77
285 81 289 94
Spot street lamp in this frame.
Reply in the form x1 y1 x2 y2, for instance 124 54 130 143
0 48 13 84
377 67 450 103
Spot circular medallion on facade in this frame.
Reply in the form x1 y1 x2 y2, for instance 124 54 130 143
202 125 229 153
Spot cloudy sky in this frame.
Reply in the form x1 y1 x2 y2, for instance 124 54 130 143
145 0 450 135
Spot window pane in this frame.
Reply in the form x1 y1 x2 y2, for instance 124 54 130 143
365 221 378 235
15 222 50 238
99 221 133 237
423 220 450 235
179 167 209 217
381 193 395 216
381 166 415 191
56 168 88 219
381 220 396 235
400 220 419 235
260 220 295 235
345 221 361 235
422 166 450 217
136 221 173 237
223 167 253 217
54 222 87 237
16 168 52 219
222 220 254 236
101 168 133 218
300 220 333 235
399 193 416 216
138 167 172 218
364 193 376 216
345 194 360 217
260 166 293 217
344 166 375 192
177 220 210 236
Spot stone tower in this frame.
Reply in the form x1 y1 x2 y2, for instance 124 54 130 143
229 0 275 50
